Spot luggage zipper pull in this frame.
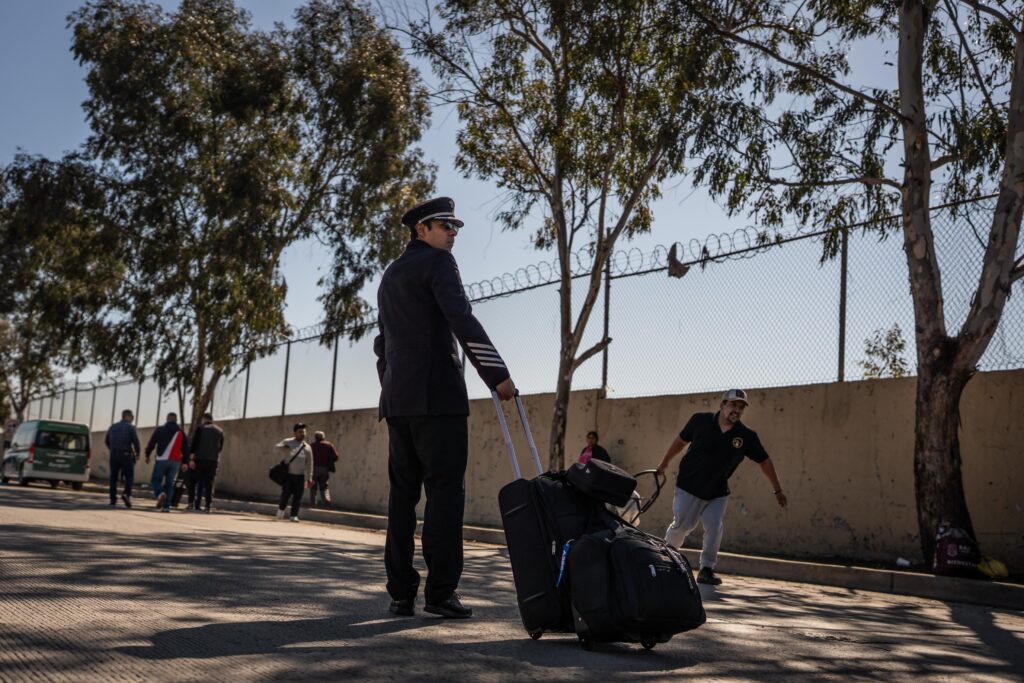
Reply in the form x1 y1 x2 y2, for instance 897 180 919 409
649 564 656 578
551 540 556 556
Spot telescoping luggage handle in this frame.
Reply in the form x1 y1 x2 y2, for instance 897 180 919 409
491 390 544 480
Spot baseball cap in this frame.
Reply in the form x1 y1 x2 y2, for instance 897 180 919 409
721 389 749 405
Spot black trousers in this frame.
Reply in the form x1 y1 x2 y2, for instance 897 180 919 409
279 474 305 517
183 466 196 506
384 415 468 605
108 453 134 503
194 460 217 508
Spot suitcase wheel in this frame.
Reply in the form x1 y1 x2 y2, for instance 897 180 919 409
529 630 542 640
641 639 656 651
577 634 594 651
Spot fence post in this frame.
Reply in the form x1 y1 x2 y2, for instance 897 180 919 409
837 227 849 382
111 382 118 425
242 362 251 419
48 394 55 420
71 377 80 422
136 380 142 423
329 335 339 412
156 384 163 426
281 341 292 416
89 384 97 432
601 256 611 398
60 389 67 420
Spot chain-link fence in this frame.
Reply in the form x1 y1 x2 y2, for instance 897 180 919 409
26 196 1023 431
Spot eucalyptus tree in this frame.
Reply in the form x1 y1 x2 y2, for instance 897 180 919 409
407 0 739 469
679 0 1024 560
70 0 433 434
0 155 125 422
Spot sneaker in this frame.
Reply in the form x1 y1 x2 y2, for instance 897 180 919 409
388 598 414 617
424 593 473 619
121 494 132 509
203 506 211 514
160 507 170 513
696 567 722 585
156 492 167 508
275 509 286 520
290 516 299 523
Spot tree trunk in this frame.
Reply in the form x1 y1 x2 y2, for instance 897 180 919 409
548 351 573 472
913 363 975 562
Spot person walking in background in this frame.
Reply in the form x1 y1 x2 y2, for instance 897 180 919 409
578 430 611 465
656 389 788 586
309 430 339 507
189 412 224 513
274 422 313 522
104 409 140 508
145 412 188 513
374 196 516 619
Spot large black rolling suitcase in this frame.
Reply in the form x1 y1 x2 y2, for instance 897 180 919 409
496 392 584 637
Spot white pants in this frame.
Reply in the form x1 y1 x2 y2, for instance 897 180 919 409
664 488 729 570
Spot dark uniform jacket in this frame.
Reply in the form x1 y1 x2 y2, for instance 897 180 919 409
374 239 510 419
190 423 224 462
105 420 141 459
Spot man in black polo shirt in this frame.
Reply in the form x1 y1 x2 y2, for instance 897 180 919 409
656 389 788 585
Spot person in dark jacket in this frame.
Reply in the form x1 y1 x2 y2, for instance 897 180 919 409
145 413 188 512
189 412 224 513
374 196 516 620
309 431 339 507
104 409 141 508
578 430 611 465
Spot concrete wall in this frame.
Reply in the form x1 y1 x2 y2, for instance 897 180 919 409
90 370 1024 567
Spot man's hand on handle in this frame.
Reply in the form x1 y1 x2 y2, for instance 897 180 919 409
495 377 516 401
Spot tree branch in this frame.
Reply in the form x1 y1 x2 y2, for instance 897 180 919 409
691 8 907 122
944 0 1002 121
572 337 611 372
766 174 903 190
956 0 1023 38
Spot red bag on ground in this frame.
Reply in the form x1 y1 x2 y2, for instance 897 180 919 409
932 525 982 577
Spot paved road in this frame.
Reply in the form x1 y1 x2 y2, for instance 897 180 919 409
0 485 1021 682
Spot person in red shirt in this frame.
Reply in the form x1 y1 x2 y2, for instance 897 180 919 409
309 431 340 507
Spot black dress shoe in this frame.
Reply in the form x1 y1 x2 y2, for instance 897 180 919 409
389 598 414 617
424 593 472 619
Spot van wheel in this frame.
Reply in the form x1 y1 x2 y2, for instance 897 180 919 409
577 634 594 651
640 639 656 650
72 482 83 491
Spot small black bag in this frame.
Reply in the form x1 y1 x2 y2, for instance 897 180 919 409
269 445 303 486
566 459 636 507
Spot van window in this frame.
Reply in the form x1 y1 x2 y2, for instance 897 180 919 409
11 422 34 449
35 431 88 451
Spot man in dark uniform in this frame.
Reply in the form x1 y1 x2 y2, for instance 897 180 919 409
374 196 516 619
656 389 788 586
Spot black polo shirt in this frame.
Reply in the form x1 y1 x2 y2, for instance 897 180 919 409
675 412 769 500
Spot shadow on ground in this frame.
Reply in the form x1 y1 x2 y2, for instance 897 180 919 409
1 485 1022 681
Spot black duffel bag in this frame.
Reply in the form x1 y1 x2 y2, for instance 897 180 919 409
269 445 303 486
566 459 636 507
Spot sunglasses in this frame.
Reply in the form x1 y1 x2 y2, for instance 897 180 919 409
435 220 460 233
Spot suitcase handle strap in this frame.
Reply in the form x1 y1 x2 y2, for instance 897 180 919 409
491 390 544 480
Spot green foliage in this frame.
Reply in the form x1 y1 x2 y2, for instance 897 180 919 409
412 0 737 250
0 155 126 418
860 323 909 379
68 0 433 424
681 0 1017 232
